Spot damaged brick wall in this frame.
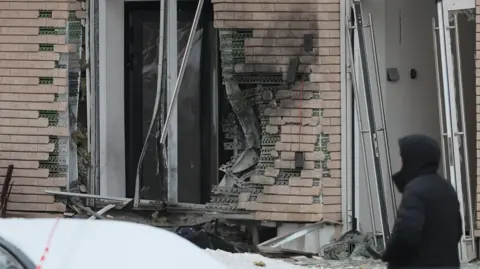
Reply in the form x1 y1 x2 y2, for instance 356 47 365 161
0 0 83 217
212 0 341 222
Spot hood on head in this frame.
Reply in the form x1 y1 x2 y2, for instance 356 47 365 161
392 134 440 193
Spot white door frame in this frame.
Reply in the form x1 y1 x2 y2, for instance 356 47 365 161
90 0 179 199
435 0 476 261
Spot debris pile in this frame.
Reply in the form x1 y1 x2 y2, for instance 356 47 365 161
320 230 383 260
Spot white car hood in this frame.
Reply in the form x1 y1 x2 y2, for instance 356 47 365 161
0 218 227 269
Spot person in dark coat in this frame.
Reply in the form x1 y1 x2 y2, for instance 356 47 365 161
381 134 462 268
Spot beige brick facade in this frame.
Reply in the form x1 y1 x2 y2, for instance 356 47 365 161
0 0 83 218
213 0 341 222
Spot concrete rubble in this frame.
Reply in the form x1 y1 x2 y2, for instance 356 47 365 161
207 249 480 269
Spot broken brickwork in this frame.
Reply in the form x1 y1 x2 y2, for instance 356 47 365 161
210 0 342 222
0 0 84 217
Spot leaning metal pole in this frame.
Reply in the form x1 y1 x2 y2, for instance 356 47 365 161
133 0 166 207
431 18 448 180
453 13 476 257
160 0 204 145
346 21 378 246
352 0 390 245
368 14 396 216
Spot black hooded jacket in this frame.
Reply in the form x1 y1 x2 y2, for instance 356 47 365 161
382 134 462 268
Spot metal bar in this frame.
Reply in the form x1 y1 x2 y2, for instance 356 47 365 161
340 0 351 233
88 204 115 220
133 0 166 207
166 0 178 203
432 18 448 178
346 22 377 246
368 13 397 216
258 221 337 248
436 3 471 261
86 0 100 207
353 1 390 244
45 190 133 202
160 0 204 145
452 14 475 255
436 0 456 186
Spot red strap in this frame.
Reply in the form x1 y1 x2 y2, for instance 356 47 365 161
36 218 60 269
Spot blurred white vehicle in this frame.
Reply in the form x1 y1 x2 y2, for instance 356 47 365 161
0 218 227 269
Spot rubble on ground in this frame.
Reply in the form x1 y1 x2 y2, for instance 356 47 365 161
207 249 480 269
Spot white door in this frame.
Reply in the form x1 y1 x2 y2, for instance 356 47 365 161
433 0 476 262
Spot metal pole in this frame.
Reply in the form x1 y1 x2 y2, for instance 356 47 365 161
432 19 448 179
453 14 475 255
347 22 378 246
353 0 390 245
133 0 166 207
160 0 204 145
368 13 397 215
166 0 178 203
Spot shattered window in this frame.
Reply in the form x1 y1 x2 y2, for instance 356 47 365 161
0 247 24 269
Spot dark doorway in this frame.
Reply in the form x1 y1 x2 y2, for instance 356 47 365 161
125 2 162 200
124 1 218 203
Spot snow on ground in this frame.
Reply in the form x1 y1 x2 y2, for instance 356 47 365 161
205 249 388 269
205 249 307 269
205 249 480 269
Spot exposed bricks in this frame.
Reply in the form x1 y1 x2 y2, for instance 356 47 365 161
0 3 71 10
264 185 322 196
29 177 65 187
7 211 62 218
0 152 49 160
0 19 66 27
0 101 67 111
0 168 49 178
280 134 318 143
323 178 341 187
8 202 66 212
264 167 279 177
0 35 66 44
0 85 66 94
0 185 60 195
0 135 48 143
0 0 73 216
275 159 315 169
246 202 322 213
280 151 324 161
275 142 315 152
0 142 54 152
289 177 313 187
215 0 340 222
323 196 341 205
255 212 323 222
0 126 68 136
301 169 323 179
0 94 54 102
256 194 314 204
0 52 60 61
250 175 275 185
0 160 39 169
323 187 341 196
280 125 322 134
9 194 54 204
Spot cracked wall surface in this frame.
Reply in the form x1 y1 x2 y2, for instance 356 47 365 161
0 0 83 217
210 0 342 222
